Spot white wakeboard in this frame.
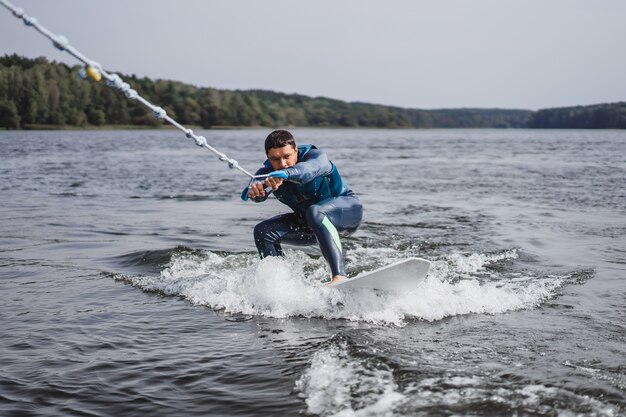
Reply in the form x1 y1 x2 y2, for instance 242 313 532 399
331 257 430 292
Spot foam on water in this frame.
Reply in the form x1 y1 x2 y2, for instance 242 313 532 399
117 247 572 325
295 342 405 417
446 249 518 274
404 376 620 417
296 344 621 417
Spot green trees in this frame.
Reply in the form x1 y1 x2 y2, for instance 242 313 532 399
528 103 626 129
6 54 621 130
0 100 20 128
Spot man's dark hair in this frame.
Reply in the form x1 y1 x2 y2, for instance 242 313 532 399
265 130 296 153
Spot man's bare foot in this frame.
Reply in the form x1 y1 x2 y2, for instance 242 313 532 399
327 275 348 285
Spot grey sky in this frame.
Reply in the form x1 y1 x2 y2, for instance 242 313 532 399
1 0 624 110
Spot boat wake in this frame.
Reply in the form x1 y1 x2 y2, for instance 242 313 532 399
113 246 585 326
294 339 620 417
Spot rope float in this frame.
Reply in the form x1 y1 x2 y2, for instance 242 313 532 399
0 0 255 179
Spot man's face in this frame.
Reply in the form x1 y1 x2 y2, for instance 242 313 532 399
267 145 298 171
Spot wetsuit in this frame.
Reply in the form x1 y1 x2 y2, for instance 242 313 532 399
250 144 362 276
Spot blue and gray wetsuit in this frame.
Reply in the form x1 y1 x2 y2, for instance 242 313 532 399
250 144 362 276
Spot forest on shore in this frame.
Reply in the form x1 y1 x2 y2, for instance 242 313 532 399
527 102 626 129
1 55 624 130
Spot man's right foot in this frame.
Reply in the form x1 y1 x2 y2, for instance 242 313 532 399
328 275 348 285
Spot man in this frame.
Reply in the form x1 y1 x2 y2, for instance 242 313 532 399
247 130 362 284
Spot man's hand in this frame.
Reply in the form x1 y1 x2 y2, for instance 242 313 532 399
264 170 288 191
248 181 267 199
248 170 288 198
264 176 283 191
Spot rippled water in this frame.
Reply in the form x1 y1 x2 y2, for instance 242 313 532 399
1 128 624 416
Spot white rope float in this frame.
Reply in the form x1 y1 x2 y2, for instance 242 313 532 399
0 0 255 179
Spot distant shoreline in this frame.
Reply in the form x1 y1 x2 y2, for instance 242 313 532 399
1 55 625 130
3 125 626 133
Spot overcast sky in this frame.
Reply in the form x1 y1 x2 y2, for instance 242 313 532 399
1 0 625 110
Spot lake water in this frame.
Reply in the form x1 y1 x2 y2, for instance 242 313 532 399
1 128 624 417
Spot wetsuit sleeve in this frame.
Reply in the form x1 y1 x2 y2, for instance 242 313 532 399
283 148 332 184
255 166 270 176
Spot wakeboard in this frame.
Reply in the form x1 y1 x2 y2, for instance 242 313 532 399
331 257 431 292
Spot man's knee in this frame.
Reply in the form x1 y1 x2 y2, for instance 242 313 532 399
305 204 327 226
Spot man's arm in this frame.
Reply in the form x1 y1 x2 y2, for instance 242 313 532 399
283 149 332 184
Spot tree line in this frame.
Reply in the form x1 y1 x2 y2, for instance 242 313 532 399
527 102 626 129
1 54 622 130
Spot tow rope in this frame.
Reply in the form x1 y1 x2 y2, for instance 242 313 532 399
0 0 255 180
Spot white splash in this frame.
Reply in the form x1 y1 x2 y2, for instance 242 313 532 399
119 248 566 325
295 343 405 417
405 376 620 417
296 351 620 417
446 249 518 274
